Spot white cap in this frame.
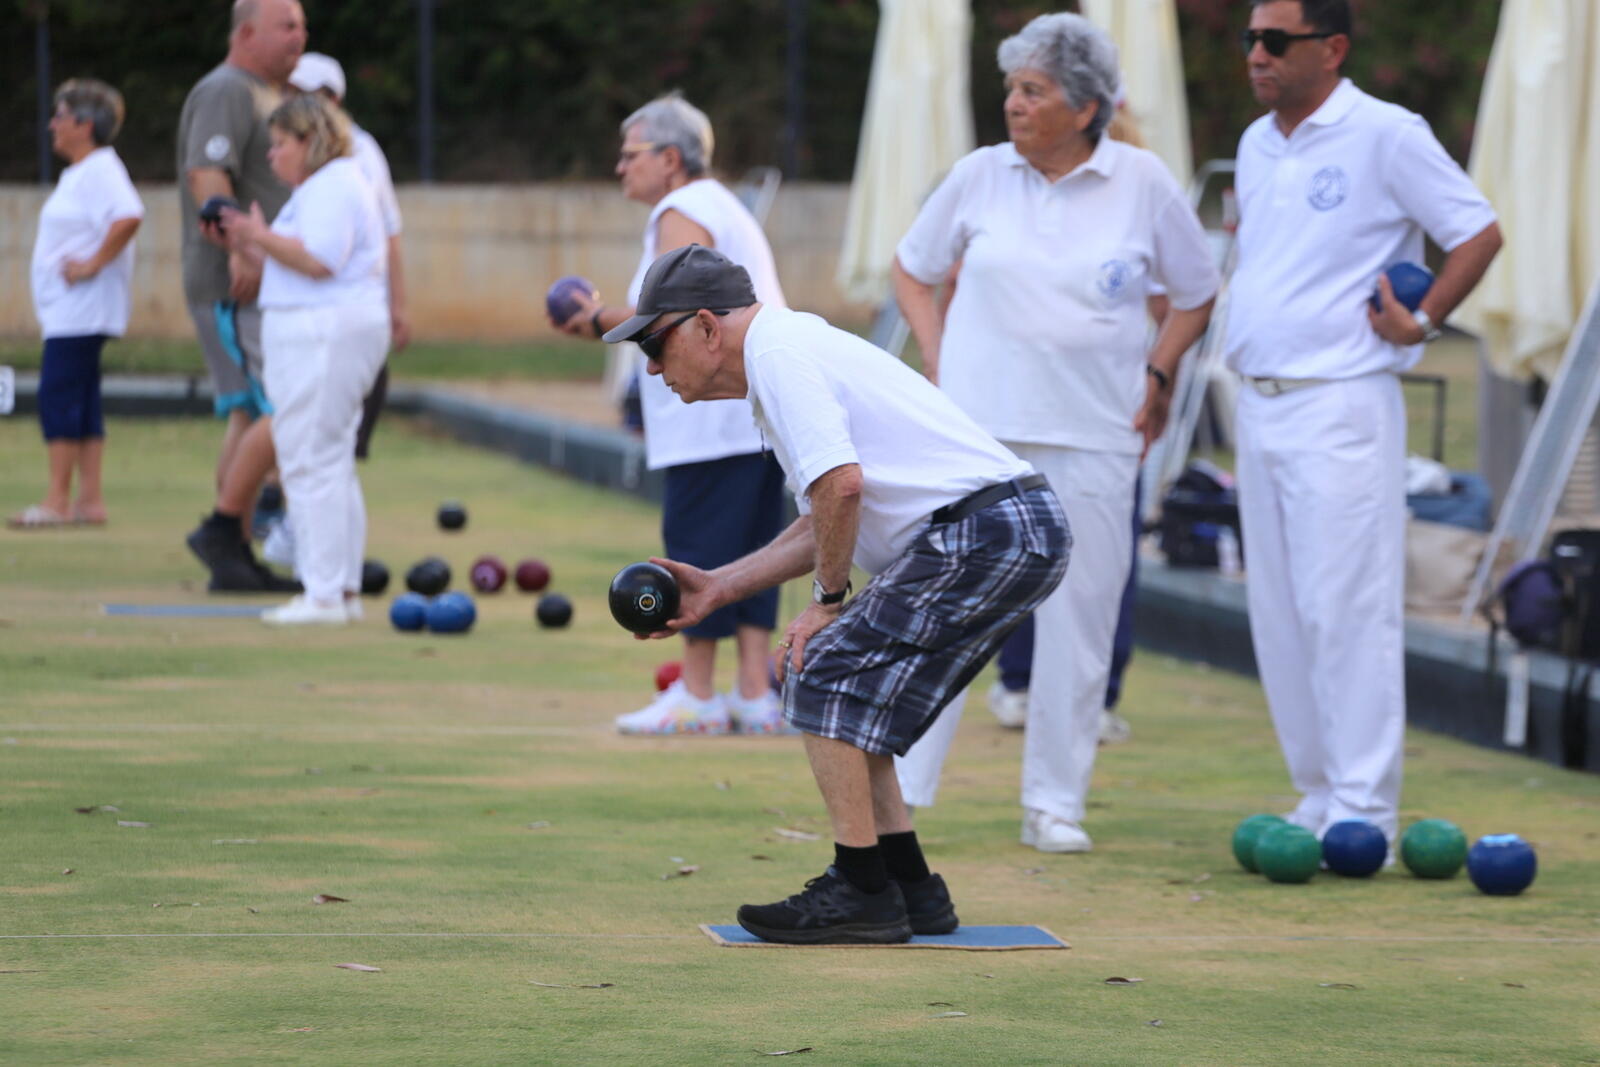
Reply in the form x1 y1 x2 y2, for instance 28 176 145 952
289 52 346 100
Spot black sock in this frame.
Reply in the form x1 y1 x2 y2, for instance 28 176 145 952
879 830 931 883
832 842 888 894
208 509 243 537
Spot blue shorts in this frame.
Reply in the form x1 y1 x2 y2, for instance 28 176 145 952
786 486 1070 756
37 334 107 441
662 451 786 639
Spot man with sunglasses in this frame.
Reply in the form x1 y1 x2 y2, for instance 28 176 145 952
1225 0 1502 850
606 245 1070 943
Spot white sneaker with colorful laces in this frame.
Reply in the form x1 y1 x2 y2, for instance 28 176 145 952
614 680 731 736
727 689 797 735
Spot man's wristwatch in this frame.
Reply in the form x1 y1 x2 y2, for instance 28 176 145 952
1412 308 1443 343
812 579 852 606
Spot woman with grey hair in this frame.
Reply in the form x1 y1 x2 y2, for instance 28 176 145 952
220 93 388 625
14 79 143 529
552 93 790 737
891 12 1220 853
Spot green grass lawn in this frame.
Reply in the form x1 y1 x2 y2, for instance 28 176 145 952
1 417 1597 1066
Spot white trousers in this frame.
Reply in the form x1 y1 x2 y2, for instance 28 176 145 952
1235 374 1407 843
263 304 390 605
896 443 1137 823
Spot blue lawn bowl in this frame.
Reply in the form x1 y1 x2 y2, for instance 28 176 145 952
1370 261 1434 313
426 591 477 635
1467 833 1537 896
1321 819 1388 878
389 592 429 632
545 275 597 324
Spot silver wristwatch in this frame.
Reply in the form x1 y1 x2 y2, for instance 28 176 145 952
1412 308 1442 343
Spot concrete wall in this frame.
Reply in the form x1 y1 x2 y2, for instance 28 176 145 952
0 181 870 341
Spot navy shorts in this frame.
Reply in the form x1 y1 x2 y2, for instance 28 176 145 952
786 486 1071 756
37 334 107 441
662 451 786 639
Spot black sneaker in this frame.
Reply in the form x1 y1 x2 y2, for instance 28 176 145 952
248 557 302 594
188 518 301 594
897 872 959 935
737 867 913 945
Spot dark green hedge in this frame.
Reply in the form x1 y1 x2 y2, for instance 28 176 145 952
0 0 1499 184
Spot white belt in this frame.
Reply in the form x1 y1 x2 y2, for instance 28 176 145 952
1243 375 1333 397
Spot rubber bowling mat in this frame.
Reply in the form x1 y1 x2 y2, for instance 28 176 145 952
700 924 1068 950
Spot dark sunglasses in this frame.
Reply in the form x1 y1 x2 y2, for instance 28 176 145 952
637 310 727 360
1240 28 1336 57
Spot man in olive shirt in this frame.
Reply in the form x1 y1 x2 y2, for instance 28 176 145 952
178 0 305 592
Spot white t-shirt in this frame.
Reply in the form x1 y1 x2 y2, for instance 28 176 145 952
1224 79 1497 379
627 179 787 470
29 147 145 339
743 306 1034 576
258 157 388 310
351 125 402 238
897 138 1218 455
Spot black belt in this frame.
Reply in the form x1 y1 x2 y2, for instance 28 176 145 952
931 473 1049 525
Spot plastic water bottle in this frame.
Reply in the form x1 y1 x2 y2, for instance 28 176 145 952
1217 526 1241 576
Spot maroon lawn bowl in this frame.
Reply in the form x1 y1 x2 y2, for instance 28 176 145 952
470 555 508 593
514 558 552 593
545 276 597 324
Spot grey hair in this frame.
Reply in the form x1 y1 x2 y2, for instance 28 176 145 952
54 78 126 146
997 12 1120 142
620 93 714 178
232 0 259 33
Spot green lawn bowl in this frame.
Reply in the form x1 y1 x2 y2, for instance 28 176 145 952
1253 823 1322 883
1232 813 1289 872
1401 818 1469 879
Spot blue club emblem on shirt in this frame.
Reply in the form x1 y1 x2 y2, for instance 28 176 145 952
1097 259 1132 300
1308 165 1348 211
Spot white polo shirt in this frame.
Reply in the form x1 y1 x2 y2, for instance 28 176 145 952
897 137 1218 455
30 147 144 340
351 125 402 238
627 179 786 470
1224 79 1497 379
259 157 388 311
743 305 1033 576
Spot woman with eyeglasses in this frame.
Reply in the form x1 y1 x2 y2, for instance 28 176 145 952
552 93 790 737
890 12 1220 854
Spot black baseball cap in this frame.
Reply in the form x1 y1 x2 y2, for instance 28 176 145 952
602 244 756 344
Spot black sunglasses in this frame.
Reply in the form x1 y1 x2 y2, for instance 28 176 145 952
637 310 727 361
1240 28 1336 57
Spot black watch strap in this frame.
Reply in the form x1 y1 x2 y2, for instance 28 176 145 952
813 578 852 606
1146 364 1171 391
590 308 605 338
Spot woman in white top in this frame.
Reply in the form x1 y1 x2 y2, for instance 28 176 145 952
891 13 1220 853
14 79 143 530
222 93 389 626
554 95 791 736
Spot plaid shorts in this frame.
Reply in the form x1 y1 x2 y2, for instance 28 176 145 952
786 485 1071 756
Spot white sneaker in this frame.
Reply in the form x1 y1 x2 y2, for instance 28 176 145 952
614 680 731 736
262 594 349 627
727 689 797 735
1098 710 1132 745
987 681 1028 729
1021 809 1093 853
344 597 364 622
261 519 297 570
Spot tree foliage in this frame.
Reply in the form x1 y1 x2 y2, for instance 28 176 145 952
0 0 1499 185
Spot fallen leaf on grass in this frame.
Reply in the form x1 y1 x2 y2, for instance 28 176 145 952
0 970 45 974
117 820 150 828
1188 893 1207 903
334 963 381 972
1147 1020 1164 1027
773 827 820 841
1104 977 1144 985
526 821 551 830
312 894 349 904
1023 867 1045 875
927 1002 955 1007
661 865 700 880
530 981 615 989
929 1011 968 1019
750 854 773 861
1503 982 1527 989
100 805 119 812
246 907 259 914
73 807 96 815
213 839 258 845
757 1049 812 1057
1318 983 1359 990
286 1027 316 1032
976 974 995 979
714 780 731 791
61 868 74 876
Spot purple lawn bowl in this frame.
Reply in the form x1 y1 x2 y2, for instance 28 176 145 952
546 275 598 324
